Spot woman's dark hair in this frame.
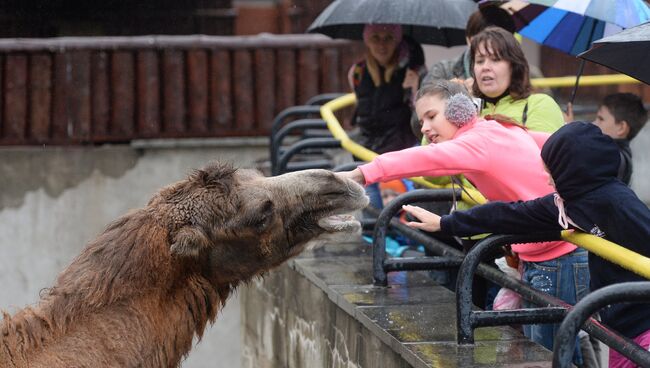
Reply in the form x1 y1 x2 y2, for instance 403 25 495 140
465 5 516 39
469 26 532 100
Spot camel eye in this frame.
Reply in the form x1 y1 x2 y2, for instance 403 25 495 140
246 200 274 230
323 190 346 199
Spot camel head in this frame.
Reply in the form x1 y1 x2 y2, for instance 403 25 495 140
151 162 369 283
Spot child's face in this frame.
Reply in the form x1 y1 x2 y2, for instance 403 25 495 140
415 94 459 144
593 105 629 139
365 30 399 66
543 165 555 189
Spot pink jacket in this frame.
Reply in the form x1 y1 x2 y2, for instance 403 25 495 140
359 118 576 262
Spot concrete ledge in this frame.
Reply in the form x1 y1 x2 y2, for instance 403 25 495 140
241 233 554 367
131 137 269 149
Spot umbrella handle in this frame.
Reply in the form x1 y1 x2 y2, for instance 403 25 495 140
569 59 586 105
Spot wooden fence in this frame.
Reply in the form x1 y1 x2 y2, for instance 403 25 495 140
0 34 363 145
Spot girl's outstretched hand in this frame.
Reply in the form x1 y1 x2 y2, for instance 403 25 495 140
402 204 442 232
335 168 366 185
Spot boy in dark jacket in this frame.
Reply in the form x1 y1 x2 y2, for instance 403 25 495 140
593 93 648 185
402 122 650 367
566 93 648 185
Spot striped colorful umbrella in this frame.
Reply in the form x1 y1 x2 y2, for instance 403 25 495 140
502 0 650 55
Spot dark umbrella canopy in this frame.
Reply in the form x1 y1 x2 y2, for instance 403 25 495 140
306 0 478 46
579 21 650 85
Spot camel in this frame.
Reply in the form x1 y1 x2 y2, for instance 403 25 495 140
0 162 368 368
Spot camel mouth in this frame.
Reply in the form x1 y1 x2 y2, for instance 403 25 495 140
317 213 361 233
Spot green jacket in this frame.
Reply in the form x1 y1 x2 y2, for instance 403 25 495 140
480 93 564 134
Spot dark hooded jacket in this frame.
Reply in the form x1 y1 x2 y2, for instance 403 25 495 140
615 138 633 185
440 122 650 338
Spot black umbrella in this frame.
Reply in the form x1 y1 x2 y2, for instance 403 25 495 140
578 21 650 85
306 0 478 46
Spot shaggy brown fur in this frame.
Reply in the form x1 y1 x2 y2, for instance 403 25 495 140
0 163 368 368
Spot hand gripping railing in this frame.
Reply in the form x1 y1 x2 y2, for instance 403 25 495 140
369 189 464 286
553 282 650 368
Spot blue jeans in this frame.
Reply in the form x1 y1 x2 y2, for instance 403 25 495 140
522 249 590 364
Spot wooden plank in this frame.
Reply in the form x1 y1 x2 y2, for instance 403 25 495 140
338 46 360 129
0 34 348 52
210 49 232 130
91 51 110 138
52 52 69 139
162 50 186 133
69 51 91 141
233 49 253 131
276 49 295 113
4 54 28 140
187 49 208 133
320 47 340 93
254 49 275 131
297 48 318 104
339 46 359 92
136 50 160 137
29 53 53 142
111 51 135 137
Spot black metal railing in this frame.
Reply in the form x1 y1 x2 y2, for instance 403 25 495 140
456 234 650 368
368 189 464 286
269 105 322 174
553 282 650 368
269 93 346 175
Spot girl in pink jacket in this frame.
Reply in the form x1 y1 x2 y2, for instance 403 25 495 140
338 80 588 363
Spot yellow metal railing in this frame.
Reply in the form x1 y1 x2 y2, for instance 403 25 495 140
562 231 650 280
531 74 642 88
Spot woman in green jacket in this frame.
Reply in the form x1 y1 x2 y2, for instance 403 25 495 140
470 27 564 133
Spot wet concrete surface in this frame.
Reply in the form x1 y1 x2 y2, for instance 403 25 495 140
287 233 555 368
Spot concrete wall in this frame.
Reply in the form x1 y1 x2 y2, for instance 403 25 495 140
0 137 269 368
240 243 415 368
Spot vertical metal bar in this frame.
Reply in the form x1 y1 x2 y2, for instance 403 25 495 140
269 105 321 174
371 189 461 286
456 233 561 344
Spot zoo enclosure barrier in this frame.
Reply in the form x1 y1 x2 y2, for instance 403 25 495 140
455 233 650 368
553 282 650 368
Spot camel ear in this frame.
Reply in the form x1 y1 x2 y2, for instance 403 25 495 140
171 226 211 257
